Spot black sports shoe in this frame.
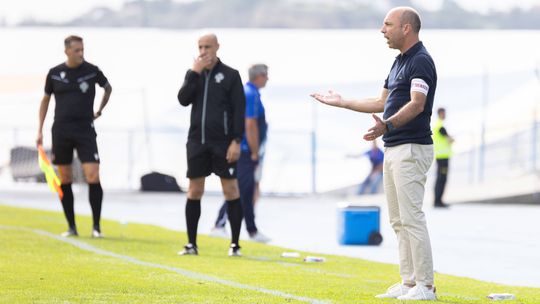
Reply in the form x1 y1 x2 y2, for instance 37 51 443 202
228 243 242 257
178 243 198 255
434 203 450 208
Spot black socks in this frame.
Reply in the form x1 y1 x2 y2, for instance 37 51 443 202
227 198 243 246
60 184 76 230
89 183 103 232
185 199 201 246
185 198 242 248
59 183 103 233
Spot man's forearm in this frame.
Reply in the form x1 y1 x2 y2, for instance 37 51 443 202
38 96 51 133
245 119 259 155
386 97 425 129
97 85 112 113
343 97 385 113
178 71 199 106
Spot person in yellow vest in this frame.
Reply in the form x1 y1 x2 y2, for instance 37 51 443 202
433 107 454 208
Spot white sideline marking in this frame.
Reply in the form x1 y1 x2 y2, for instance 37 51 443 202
248 256 356 278
1 226 330 304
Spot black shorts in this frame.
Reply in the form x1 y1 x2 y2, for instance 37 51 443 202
186 141 236 179
51 121 100 165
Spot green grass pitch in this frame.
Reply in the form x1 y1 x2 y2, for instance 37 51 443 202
1 204 538 303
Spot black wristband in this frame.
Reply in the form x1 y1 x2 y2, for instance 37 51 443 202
386 120 395 132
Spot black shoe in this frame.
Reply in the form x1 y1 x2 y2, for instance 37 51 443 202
228 243 242 257
434 203 449 208
178 243 198 255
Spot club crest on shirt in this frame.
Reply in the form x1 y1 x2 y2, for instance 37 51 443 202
215 72 224 83
60 71 66 79
79 81 89 93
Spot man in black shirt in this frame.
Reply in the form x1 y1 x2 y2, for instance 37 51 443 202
36 35 112 238
177 33 245 257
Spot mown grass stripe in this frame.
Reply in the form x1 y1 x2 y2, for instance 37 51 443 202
0 225 330 304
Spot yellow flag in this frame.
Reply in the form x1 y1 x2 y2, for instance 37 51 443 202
37 145 64 200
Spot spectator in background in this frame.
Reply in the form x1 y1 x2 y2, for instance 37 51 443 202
352 140 384 195
433 107 453 208
211 64 271 243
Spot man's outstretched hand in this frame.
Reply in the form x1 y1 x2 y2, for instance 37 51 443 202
310 90 344 107
363 114 387 141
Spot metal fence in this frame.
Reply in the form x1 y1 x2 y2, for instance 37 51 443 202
1 117 539 195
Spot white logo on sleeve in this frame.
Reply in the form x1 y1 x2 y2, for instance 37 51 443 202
79 81 89 93
229 167 235 175
411 78 429 96
60 71 66 79
94 153 99 161
215 72 224 83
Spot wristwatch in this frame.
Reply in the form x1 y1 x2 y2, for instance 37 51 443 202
385 120 395 133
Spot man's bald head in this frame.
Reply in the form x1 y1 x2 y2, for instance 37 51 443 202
390 7 421 33
198 33 219 45
196 33 220 70
381 7 421 52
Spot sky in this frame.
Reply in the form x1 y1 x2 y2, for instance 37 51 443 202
2 0 540 25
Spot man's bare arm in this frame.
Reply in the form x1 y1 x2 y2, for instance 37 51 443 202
94 84 112 119
36 95 51 146
245 118 259 161
310 89 388 113
385 91 426 128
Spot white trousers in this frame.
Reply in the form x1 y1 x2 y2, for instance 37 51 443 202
383 143 434 286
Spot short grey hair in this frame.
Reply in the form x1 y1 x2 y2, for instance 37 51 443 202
400 9 421 33
248 64 268 81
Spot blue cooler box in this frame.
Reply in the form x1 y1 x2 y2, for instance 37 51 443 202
337 205 382 245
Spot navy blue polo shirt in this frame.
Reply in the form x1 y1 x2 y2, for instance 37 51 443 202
382 41 437 147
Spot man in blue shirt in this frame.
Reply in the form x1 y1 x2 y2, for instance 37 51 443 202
211 64 270 243
358 140 384 195
312 7 437 300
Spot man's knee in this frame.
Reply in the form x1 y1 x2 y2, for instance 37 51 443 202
85 172 100 183
58 165 73 184
221 179 239 200
390 217 403 232
188 178 205 199
82 163 100 183
188 188 204 199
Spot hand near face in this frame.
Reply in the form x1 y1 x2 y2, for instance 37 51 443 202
192 55 212 74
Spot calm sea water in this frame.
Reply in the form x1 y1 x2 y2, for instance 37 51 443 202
1 28 539 192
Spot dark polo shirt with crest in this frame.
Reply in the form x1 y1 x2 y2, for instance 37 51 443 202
382 41 437 147
45 61 109 123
